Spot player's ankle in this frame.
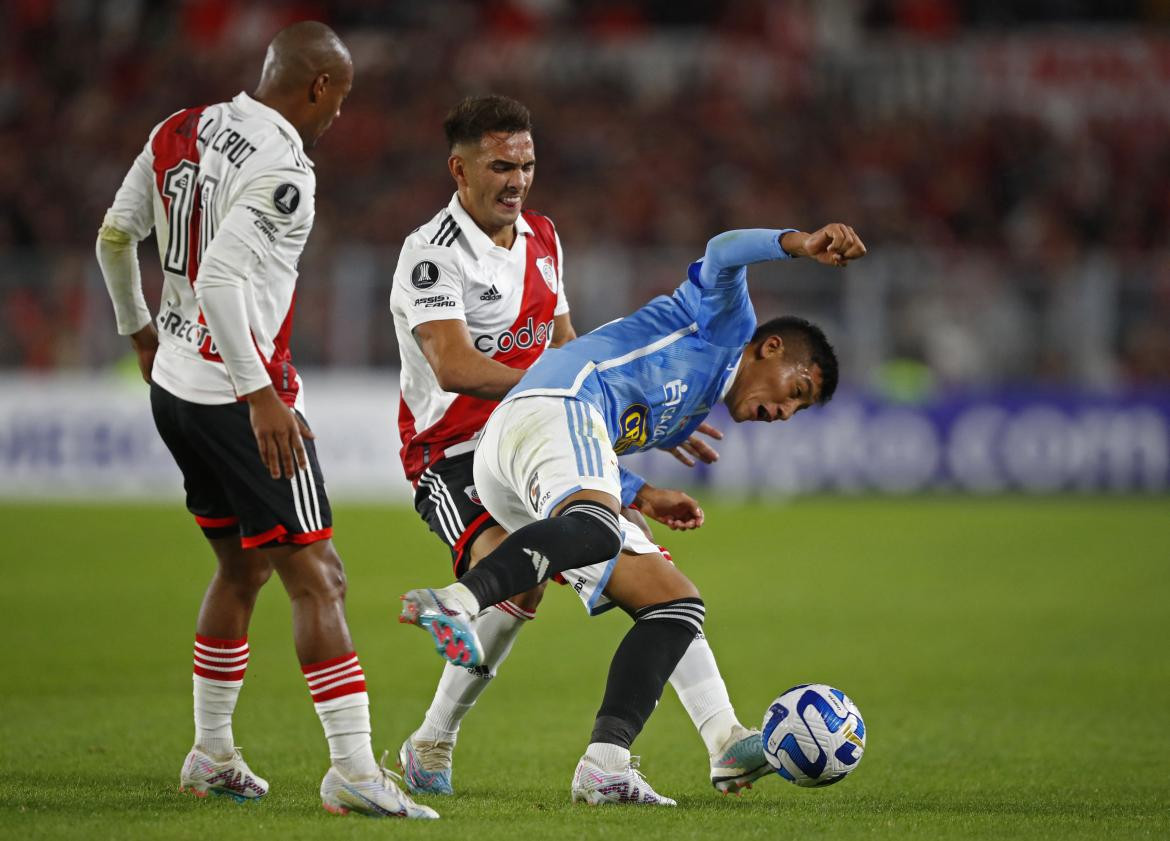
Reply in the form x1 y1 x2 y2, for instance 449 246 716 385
332 747 379 781
700 709 742 756
194 739 235 762
445 582 481 615
584 741 630 772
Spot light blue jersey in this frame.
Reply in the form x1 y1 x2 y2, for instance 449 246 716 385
505 228 795 501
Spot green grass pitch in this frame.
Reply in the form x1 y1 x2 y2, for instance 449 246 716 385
2 498 1168 840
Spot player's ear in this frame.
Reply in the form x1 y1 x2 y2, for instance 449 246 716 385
758 335 783 359
309 73 328 104
448 153 467 186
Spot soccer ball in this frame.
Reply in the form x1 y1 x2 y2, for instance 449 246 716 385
762 683 866 787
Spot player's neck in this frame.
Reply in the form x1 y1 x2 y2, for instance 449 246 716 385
253 89 309 145
455 195 516 249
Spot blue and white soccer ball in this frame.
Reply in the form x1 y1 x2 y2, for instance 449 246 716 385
762 683 866 787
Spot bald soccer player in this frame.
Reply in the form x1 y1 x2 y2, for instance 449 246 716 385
95 21 437 819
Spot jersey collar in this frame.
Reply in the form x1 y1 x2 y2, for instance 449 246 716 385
231 92 314 167
447 192 532 260
719 356 742 402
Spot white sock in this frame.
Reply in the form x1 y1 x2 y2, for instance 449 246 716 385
192 635 249 761
415 602 532 743
669 634 743 756
445 581 481 615
585 741 631 771
303 652 378 780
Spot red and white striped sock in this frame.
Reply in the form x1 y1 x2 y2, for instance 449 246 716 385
192 634 249 760
302 652 378 780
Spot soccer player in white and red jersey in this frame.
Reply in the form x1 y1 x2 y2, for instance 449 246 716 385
390 96 770 798
94 21 435 820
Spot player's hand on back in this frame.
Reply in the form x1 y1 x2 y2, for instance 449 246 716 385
130 324 159 385
246 386 316 479
634 483 705 531
781 224 867 267
666 421 723 468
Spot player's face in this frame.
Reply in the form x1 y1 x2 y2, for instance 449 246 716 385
307 64 353 148
726 337 822 423
454 131 535 234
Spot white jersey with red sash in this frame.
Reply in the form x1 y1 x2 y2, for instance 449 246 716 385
390 194 569 485
102 92 315 409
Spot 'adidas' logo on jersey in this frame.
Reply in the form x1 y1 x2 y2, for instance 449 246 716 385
479 285 502 301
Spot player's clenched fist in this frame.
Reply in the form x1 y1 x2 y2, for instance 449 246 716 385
781 223 867 267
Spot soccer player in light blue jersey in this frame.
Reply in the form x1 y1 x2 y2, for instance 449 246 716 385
400 222 866 804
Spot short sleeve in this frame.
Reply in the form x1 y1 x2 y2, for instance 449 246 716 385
102 137 157 241
393 245 467 330
553 229 570 316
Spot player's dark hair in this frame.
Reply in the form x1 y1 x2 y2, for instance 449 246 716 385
751 316 839 404
444 95 532 150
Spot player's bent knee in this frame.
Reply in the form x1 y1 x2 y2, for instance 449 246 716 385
637 595 706 636
510 580 548 614
557 500 623 561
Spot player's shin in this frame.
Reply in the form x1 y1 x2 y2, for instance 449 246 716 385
303 653 379 780
192 634 249 759
416 602 532 742
586 598 706 767
456 501 621 611
669 634 742 755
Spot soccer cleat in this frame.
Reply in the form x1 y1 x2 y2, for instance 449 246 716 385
179 746 268 802
398 734 454 795
320 752 439 819
570 755 677 806
398 587 483 668
710 726 772 794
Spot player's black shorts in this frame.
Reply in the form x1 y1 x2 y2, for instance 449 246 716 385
414 451 499 577
151 382 332 549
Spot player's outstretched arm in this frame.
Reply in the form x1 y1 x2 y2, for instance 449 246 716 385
697 224 866 287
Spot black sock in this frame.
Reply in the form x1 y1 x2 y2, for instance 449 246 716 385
590 598 706 749
459 500 621 609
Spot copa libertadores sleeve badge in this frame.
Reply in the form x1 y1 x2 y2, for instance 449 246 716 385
411 261 440 290
273 183 300 214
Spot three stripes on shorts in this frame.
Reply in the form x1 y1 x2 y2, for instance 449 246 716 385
289 464 324 534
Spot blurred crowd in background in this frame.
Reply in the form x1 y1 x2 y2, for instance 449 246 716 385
3 0 1170 392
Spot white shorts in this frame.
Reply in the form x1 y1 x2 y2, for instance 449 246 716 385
474 395 659 615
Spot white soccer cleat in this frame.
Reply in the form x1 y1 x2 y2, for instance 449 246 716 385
398 734 455 795
570 754 677 806
179 746 268 802
709 725 772 795
320 752 439 819
398 587 483 668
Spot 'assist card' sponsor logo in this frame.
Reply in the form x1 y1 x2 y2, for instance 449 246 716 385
413 294 455 309
613 403 649 454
